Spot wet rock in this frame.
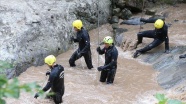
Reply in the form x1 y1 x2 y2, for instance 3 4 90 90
120 17 145 25
163 12 169 18
112 8 121 16
116 0 126 8
174 19 179 22
121 38 138 51
114 28 128 46
112 23 119 29
145 9 156 15
125 0 145 13
149 15 165 21
120 8 132 20
140 46 186 89
110 16 119 24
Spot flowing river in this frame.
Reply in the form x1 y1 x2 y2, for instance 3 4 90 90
6 24 161 104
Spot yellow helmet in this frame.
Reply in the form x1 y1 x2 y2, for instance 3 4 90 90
44 55 56 66
154 19 164 29
103 36 113 45
72 20 83 30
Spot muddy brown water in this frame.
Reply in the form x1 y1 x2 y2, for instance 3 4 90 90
6 24 161 104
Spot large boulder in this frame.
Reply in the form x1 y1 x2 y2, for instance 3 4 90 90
120 8 132 19
0 0 111 77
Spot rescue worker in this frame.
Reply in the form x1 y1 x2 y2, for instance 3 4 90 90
69 20 93 69
96 36 118 84
34 55 64 104
133 19 170 58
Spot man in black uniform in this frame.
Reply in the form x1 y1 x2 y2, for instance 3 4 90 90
97 36 118 84
34 55 64 104
133 19 170 58
69 20 93 69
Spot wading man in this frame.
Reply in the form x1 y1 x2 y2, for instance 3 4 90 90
97 36 118 84
69 20 93 69
34 55 64 104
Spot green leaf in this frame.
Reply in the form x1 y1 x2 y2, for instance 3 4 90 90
0 76 7 87
168 99 182 104
4 87 20 98
3 78 20 98
20 82 41 92
0 98 6 104
155 93 168 104
0 76 42 104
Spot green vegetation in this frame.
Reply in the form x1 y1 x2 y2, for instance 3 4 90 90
0 75 41 104
0 60 13 72
155 93 186 104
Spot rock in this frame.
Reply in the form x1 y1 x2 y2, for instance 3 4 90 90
115 0 126 8
174 19 179 22
0 0 111 78
110 16 119 24
120 17 145 25
112 8 121 16
149 15 165 21
121 38 138 51
120 8 132 20
112 23 119 29
125 0 143 13
114 28 128 34
114 28 128 46
145 9 156 15
139 46 186 89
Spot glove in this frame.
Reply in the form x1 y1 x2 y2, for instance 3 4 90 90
97 66 105 71
96 47 101 52
34 93 39 99
164 50 170 54
70 36 74 42
46 71 50 76
133 51 141 58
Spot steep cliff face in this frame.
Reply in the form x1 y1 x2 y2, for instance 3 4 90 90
0 0 111 77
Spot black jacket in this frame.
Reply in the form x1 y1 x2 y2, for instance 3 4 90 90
141 18 169 50
43 64 64 92
155 24 169 50
73 27 91 54
97 45 118 69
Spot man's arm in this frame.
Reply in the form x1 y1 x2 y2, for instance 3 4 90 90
164 26 169 51
97 47 105 55
79 31 90 54
42 74 55 92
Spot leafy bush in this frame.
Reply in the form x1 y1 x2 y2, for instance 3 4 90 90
0 75 41 104
155 93 186 104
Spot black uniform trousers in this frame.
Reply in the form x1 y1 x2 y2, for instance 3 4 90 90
53 88 64 104
137 30 164 53
69 49 93 69
100 68 117 83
